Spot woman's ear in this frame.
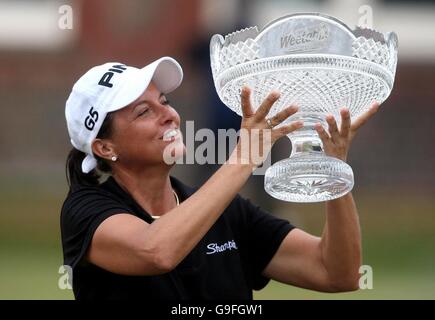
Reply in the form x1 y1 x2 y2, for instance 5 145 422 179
91 139 116 161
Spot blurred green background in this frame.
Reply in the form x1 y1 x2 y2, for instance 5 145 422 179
0 0 434 300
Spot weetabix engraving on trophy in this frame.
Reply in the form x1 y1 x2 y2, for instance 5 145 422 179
280 23 330 53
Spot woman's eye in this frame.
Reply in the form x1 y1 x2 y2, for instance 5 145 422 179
138 108 149 117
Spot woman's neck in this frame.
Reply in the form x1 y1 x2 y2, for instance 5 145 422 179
111 165 177 217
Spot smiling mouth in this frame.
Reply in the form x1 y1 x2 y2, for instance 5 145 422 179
161 128 180 141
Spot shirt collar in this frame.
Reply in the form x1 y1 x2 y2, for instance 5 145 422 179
101 175 197 213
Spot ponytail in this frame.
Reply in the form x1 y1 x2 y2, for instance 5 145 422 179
66 148 100 189
65 112 115 190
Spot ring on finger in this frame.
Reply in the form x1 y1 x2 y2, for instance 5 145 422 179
266 118 274 129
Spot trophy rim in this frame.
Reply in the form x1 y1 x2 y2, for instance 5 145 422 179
210 13 398 84
259 12 356 39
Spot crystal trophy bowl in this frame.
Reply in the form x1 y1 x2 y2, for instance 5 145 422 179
210 13 398 203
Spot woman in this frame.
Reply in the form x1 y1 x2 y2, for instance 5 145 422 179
61 56 379 300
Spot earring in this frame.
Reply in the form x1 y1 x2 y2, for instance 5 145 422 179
111 155 118 162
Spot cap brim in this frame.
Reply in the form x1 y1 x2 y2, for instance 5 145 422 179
107 57 183 113
148 57 184 94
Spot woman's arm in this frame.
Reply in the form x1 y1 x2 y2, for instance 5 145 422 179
321 192 361 290
87 155 256 276
262 103 379 292
261 193 361 292
87 88 303 275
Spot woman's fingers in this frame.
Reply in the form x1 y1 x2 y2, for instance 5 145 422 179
326 114 340 143
240 86 254 118
315 123 331 145
340 108 351 138
255 91 281 120
268 105 299 127
274 121 304 138
351 101 380 132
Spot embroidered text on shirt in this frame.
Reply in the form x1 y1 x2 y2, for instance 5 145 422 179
206 240 238 255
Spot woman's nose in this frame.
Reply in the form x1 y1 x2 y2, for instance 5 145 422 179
157 103 177 125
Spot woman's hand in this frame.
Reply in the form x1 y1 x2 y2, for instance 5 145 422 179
315 102 380 162
230 86 303 168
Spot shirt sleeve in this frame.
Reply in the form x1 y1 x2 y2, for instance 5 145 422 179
235 196 296 290
60 187 134 269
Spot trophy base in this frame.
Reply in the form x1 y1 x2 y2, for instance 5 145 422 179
264 153 354 203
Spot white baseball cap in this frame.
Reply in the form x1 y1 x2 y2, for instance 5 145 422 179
65 57 183 173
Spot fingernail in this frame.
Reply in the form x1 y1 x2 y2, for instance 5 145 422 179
271 91 280 98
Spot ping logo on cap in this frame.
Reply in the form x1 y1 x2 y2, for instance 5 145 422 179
83 64 128 131
98 64 127 88
84 106 99 131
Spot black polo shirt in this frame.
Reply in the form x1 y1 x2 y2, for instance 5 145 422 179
60 175 295 300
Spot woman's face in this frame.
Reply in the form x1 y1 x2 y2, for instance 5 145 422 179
107 81 185 169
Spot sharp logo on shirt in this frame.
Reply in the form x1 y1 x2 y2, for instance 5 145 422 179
206 240 238 255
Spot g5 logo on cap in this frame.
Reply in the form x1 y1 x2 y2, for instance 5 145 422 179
84 106 99 131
